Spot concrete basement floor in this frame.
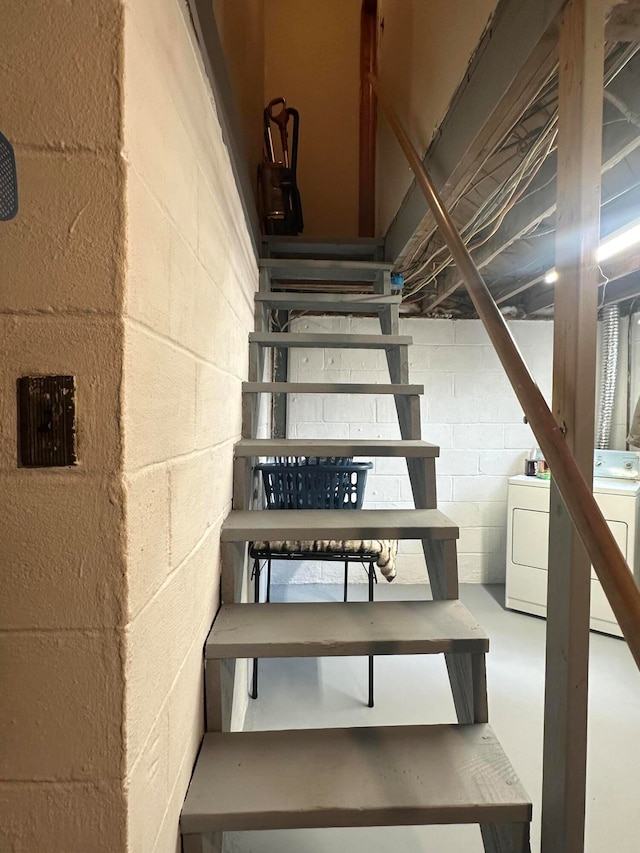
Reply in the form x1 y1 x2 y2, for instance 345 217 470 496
226 582 640 853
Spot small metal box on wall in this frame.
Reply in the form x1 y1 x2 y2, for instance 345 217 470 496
17 375 77 467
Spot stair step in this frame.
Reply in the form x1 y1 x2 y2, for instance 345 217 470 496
180 724 532 833
249 332 411 349
235 438 439 458
262 236 385 261
206 600 488 659
255 292 400 312
221 508 458 542
243 382 423 395
260 258 393 283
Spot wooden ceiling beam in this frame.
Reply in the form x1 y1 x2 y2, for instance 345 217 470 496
542 2 604 846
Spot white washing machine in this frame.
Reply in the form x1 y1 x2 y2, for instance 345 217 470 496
505 452 640 638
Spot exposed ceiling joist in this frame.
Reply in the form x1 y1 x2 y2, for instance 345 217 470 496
525 247 640 313
491 155 640 305
384 0 565 264
606 2 640 42
419 60 640 312
491 173 640 304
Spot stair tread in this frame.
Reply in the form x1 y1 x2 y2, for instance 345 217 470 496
260 258 392 282
249 332 411 349
243 382 423 395
235 438 439 458
221 508 458 542
255 292 400 311
262 236 384 247
261 237 384 261
206 600 489 659
180 724 532 833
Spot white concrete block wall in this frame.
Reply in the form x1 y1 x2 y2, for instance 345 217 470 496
284 313 637 585
0 2 128 850
284 315 555 584
122 1 256 850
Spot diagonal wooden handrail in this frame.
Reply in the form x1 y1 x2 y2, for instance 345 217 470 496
370 72 640 671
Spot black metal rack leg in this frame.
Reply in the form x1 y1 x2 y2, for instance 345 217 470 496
251 557 260 700
368 561 375 708
343 559 349 602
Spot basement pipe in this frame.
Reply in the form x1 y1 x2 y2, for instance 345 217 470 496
596 303 620 449
626 299 640 449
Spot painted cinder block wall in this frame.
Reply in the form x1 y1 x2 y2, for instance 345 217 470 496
0 1 128 849
284 314 629 585
1 0 257 850
122 0 256 849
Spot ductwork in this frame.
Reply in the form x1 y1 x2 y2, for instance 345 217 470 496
596 303 620 450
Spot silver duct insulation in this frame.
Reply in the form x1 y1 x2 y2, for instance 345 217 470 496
596 303 621 449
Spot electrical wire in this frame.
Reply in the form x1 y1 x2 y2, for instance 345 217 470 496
400 116 559 299
398 43 640 310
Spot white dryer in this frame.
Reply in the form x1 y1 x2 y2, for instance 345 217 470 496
505 469 640 637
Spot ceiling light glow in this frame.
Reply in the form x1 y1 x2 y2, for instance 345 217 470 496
597 222 640 262
540 220 640 286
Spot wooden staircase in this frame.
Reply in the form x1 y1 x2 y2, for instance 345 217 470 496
180 238 532 853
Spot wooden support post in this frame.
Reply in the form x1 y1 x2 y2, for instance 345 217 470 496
359 0 377 237
541 2 604 851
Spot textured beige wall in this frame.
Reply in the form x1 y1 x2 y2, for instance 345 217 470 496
0 1 128 851
377 0 497 234
214 0 265 193
264 0 361 237
1 0 257 849
122 0 256 850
